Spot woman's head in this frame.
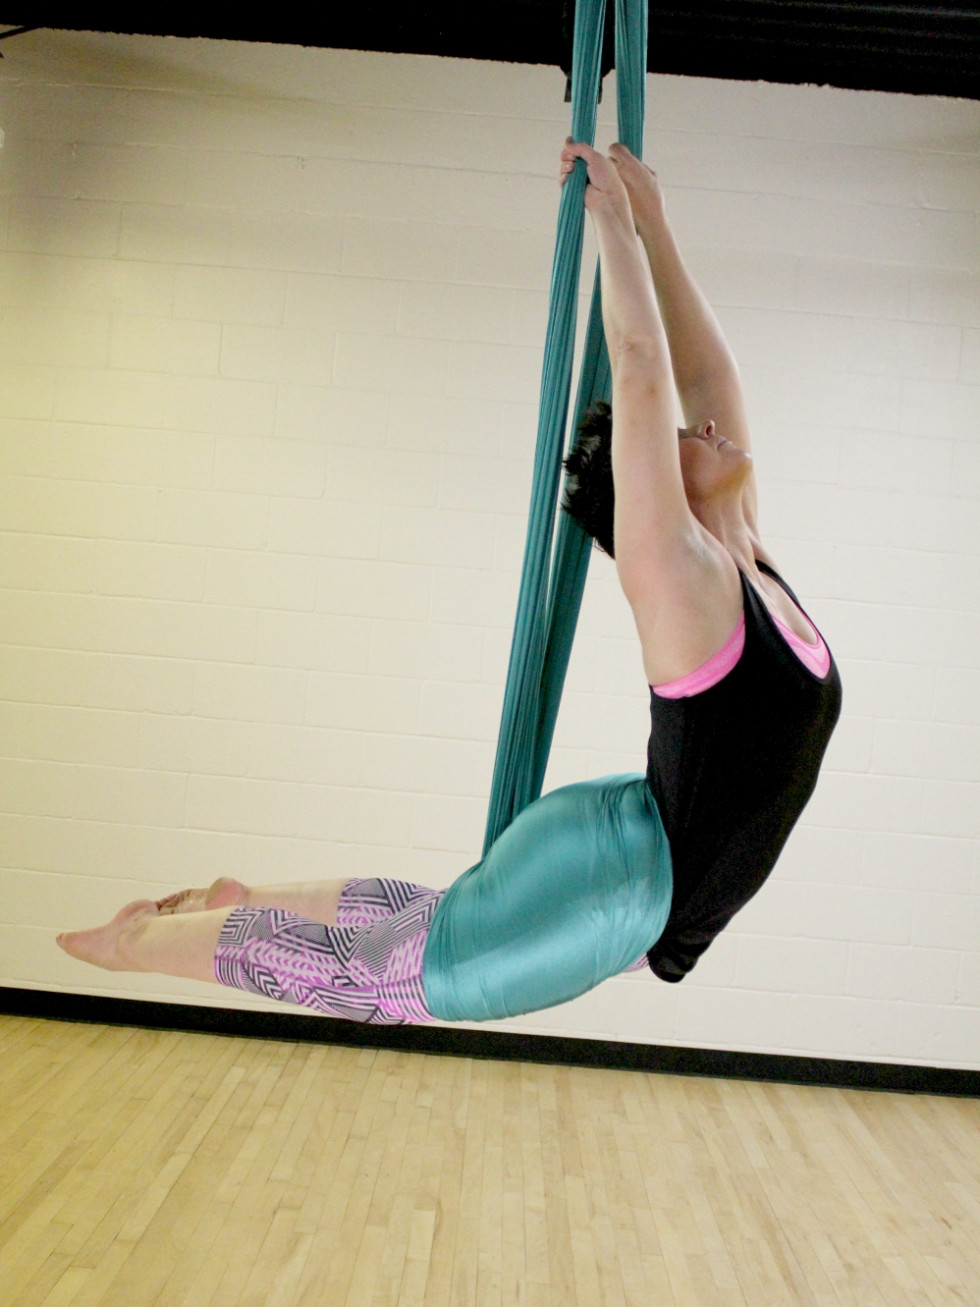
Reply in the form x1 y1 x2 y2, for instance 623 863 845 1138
563 405 753 554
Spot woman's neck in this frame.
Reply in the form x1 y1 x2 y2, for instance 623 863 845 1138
691 498 760 577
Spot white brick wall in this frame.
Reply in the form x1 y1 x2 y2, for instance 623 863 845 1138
0 30 977 1068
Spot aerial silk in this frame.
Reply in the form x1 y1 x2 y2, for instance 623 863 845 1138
424 773 671 1022
482 0 648 853
417 1 660 1025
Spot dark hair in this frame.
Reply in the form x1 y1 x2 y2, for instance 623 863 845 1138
562 401 615 558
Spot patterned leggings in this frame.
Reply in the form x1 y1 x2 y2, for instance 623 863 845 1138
214 878 444 1025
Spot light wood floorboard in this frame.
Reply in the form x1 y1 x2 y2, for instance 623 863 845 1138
0 1015 977 1306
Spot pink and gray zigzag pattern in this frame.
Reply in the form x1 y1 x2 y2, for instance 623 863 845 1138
214 878 443 1025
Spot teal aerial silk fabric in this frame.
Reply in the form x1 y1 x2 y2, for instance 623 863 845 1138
483 0 648 850
425 3 662 1025
423 775 672 1023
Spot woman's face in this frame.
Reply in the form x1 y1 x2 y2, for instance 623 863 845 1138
678 420 752 508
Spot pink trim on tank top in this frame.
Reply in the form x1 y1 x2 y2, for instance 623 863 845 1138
653 617 746 699
652 608 831 699
770 612 831 678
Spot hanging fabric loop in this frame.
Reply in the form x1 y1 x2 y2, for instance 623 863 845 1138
483 0 648 853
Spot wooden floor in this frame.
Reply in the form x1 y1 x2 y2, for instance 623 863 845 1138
1 1016 978 1306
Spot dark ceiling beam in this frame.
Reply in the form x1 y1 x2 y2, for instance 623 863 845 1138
3 3 979 98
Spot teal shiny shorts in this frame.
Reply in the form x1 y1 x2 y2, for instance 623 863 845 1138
422 775 672 1023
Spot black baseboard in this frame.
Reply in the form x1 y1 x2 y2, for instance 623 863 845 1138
3 986 977 1098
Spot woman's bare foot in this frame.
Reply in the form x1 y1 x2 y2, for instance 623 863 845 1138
58 896 234 983
57 899 158 971
155 877 248 916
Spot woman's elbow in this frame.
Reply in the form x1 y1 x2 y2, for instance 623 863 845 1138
609 335 667 367
609 343 673 401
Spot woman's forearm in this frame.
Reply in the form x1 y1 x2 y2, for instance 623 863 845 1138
633 205 741 410
590 200 672 384
560 139 673 387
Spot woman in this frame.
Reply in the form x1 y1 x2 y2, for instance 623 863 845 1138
57 144 841 1023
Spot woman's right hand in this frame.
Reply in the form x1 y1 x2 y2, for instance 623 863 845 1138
559 139 631 216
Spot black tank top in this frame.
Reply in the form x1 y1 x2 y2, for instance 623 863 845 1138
645 562 842 982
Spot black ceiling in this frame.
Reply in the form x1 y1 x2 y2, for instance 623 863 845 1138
3 3 979 99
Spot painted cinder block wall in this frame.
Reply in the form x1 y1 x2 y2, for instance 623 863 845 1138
0 31 977 1068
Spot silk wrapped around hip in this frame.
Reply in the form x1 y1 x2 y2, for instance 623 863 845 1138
423 775 672 1023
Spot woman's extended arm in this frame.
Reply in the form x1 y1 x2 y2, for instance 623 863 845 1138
608 146 752 456
559 140 689 546
560 141 743 684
